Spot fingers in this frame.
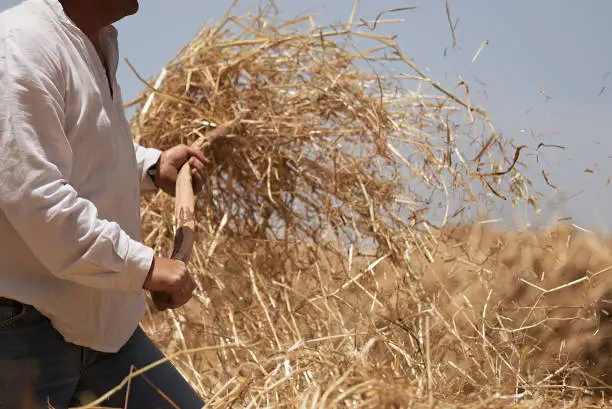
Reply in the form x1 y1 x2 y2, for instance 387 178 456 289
168 277 196 309
188 148 208 193
164 144 209 169
164 145 208 172
185 146 209 166
152 292 171 312
189 155 206 173
150 276 195 310
189 157 206 193
191 167 205 194
145 257 196 311
157 145 209 198
164 267 196 309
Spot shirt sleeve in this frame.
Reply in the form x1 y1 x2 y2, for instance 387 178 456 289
0 32 153 293
133 143 161 193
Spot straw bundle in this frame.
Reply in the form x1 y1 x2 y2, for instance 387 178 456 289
112 3 610 408
131 3 537 265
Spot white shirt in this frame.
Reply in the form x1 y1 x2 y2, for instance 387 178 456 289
0 0 162 352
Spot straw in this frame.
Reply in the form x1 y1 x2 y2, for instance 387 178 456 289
118 2 610 408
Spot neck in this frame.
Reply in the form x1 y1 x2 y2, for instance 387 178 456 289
59 1 104 42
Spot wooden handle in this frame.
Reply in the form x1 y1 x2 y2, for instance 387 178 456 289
171 119 238 262
152 120 238 307
151 163 195 306
170 162 196 263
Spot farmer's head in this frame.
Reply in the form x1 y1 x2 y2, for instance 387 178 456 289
59 0 139 30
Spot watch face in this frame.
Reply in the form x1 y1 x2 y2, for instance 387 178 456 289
148 163 158 180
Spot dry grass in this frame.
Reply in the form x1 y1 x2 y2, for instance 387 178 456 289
135 221 612 409
95 2 612 408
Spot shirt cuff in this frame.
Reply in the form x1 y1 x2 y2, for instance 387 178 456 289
139 147 162 192
117 240 155 292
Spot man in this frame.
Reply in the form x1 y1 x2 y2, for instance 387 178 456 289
0 0 207 407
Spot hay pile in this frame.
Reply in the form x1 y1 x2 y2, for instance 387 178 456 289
123 3 611 408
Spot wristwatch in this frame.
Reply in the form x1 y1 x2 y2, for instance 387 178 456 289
147 157 160 185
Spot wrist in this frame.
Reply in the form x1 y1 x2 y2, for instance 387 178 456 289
147 156 161 188
143 256 155 290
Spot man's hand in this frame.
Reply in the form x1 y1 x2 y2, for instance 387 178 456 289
155 144 208 197
142 257 196 311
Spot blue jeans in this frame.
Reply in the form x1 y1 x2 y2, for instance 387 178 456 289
0 298 205 409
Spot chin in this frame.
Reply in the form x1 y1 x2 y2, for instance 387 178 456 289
126 0 139 15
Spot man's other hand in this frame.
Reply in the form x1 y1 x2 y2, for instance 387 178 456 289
142 257 196 311
155 144 208 196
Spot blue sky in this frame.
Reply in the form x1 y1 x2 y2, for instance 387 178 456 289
2 0 612 232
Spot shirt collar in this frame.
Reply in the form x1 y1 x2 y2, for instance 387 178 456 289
32 0 120 80
38 0 73 26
